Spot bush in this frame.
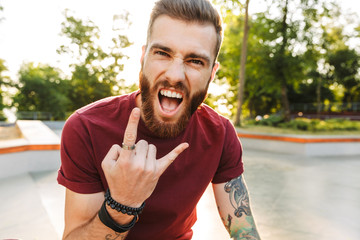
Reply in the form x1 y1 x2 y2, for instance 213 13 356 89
280 118 360 132
0 111 7 121
247 116 360 132
279 118 312 131
254 114 284 127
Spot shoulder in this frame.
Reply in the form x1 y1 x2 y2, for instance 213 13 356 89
64 91 137 131
76 92 134 116
195 103 232 130
188 103 236 145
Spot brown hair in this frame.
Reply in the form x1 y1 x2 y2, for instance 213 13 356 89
147 0 223 61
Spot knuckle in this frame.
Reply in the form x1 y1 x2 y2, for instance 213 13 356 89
143 168 153 176
132 163 145 173
113 144 121 149
137 140 148 148
120 160 131 169
101 159 107 170
124 132 136 142
111 144 121 153
138 139 148 144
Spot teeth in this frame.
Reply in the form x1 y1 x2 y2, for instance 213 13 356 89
160 89 183 99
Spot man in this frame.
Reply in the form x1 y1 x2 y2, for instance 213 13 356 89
57 0 261 239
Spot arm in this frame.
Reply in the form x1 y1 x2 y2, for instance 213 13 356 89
213 175 260 240
62 108 189 239
62 188 132 240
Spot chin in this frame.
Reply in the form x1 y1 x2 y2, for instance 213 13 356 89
139 70 208 138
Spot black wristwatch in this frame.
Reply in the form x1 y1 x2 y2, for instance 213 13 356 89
98 201 138 233
98 189 145 233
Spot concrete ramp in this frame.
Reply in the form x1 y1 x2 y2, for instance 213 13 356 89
0 120 61 179
238 131 360 156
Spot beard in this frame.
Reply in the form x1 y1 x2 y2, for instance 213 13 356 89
139 70 210 138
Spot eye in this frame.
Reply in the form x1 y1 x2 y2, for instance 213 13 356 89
155 50 170 57
189 59 204 66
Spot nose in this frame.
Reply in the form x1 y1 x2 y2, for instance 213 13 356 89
164 57 186 84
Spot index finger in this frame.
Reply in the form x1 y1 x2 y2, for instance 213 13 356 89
123 107 141 147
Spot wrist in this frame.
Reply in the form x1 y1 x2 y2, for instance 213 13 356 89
98 188 145 233
109 190 143 208
98 201 138 233
106 204 135 225
105 189 145 215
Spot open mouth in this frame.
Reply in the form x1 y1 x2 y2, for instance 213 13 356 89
158 88 183 114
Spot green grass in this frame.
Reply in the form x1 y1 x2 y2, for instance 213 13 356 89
241 116 360 135
238 124 360 135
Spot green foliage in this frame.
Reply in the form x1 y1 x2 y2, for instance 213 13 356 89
214 0 360 121
0 112 6 121
279 118 360 132
249 115 360 132
0 5 7 119
279 118 319 131
0 58 11 120
0 4 4 22
12 63 71 120
250 114 285 127
0 59 7 111
57 10 133 111
247 115 360 132
328 48 360 103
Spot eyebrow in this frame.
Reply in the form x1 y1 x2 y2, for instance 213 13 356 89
149 43 212 66
149 43 174 55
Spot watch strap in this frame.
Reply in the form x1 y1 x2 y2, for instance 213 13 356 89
98 201 138 233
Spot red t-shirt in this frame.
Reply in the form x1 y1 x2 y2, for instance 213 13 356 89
58 91 243 240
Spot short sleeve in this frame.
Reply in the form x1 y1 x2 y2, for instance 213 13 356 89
211 120 244 184
57 112 104 194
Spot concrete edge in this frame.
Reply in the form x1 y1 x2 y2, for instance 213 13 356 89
0 120 60 154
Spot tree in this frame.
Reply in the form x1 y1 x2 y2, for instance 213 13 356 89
291 0 342 117
329 48 360 106
57 10 133 110
234 0 250 126
12 63 71 120
0 59 10 121
216 0 360 121
0 4 4 22
0 5 9 120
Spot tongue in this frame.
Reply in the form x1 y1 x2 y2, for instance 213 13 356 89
161 97 179 112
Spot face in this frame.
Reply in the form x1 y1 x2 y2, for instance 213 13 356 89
138 15 219 138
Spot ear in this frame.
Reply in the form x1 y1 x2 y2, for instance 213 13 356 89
140 45 146 64
210 62 220 82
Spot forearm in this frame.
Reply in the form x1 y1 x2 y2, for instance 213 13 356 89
224 211 260 240
64 205 133 240
214 176 261 240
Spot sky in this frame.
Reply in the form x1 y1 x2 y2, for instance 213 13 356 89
0 0 359 85
0 0 157 83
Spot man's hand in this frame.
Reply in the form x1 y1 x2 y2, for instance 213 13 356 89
101 107 189 207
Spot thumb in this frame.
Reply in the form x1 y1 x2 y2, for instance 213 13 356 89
156 143 189 175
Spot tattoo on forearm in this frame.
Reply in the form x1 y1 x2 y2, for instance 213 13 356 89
223 176 261 239
224 176 251 218
105 232 126 240
226 214 233 231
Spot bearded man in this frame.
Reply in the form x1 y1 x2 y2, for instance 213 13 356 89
57 0 260 239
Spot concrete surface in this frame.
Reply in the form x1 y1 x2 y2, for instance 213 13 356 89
0 121 61 179
238 130 360 156
0 122 359 239
0 149 359 239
